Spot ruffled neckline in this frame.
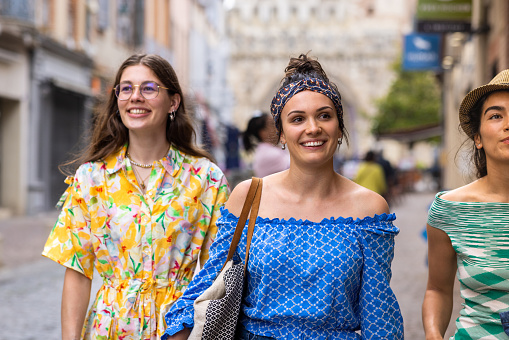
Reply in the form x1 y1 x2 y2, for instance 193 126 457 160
219 206 396 226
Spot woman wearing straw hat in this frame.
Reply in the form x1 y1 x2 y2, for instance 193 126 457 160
422 70 509 339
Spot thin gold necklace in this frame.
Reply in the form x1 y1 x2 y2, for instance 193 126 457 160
132 166 150 190
126 151 152 168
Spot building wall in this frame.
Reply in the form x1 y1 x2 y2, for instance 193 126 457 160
188 1 232 167
442 0 509 189
27 43 93 213
0 49 30 216
170 0 191 88
0 12 37 215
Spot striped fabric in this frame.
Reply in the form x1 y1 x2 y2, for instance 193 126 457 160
428 192 509 339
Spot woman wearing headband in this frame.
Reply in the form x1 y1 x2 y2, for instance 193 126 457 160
163 53 403 339
42 54 229 340
423 70 509 339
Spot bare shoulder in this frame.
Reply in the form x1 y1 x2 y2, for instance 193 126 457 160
440 180 481 202
224 179 254 216
342 178 390 217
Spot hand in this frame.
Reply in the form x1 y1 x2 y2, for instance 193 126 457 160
166 328 191 340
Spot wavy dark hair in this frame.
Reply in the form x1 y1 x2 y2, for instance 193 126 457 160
61 54 212 175
460 90 509 178
275 53 349 144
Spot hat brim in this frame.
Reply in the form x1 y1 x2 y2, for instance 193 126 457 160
459 83 509 138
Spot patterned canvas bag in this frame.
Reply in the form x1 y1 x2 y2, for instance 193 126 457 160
189 177 262 340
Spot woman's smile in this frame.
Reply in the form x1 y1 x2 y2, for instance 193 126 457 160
128 108 150 115
301 140 326 147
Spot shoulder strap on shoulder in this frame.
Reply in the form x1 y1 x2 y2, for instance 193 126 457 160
222 177 262 270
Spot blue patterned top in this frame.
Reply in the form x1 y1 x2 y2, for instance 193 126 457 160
163 207 403 340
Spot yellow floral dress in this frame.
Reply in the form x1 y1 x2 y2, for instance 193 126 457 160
42 145 229 340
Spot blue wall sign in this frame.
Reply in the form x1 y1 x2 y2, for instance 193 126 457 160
403 33 442 71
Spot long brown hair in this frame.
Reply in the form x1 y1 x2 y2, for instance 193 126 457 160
61 54 212 175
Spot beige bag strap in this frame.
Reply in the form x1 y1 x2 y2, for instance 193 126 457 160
221 177 263 271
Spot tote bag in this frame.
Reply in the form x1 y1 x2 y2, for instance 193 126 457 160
189 177 262 340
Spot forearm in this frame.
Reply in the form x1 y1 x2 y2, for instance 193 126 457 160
422 288 453 340
61 268 92 340
423 224 457 340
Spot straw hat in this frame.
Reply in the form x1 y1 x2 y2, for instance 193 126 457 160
459 69 509 138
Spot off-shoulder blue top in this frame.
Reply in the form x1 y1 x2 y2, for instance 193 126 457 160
163 207 403 340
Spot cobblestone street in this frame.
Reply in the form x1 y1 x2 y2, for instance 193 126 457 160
0 191 461 339
0 214 102 340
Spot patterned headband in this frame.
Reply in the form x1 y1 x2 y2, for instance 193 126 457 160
270 78 343 131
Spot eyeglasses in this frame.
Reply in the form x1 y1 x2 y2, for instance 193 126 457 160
114 81 170 100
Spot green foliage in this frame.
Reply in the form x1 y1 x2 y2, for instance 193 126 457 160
372 61 441 136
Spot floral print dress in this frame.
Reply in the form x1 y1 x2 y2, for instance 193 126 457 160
42 145 229 340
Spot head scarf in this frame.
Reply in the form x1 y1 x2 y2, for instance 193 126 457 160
270 78 343 131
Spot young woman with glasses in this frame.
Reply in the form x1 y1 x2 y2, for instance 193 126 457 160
42 54 229 340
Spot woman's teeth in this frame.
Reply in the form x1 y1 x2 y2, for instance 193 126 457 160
302 141 324 147
130 109 147 114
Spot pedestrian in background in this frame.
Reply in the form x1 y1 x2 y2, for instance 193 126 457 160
42 54 229 340
164 53 403 339
243 111 290 177
354 150 387 196
376 150 398 204
423 70 509 339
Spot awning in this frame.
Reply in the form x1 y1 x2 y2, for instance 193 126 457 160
376 123 442 142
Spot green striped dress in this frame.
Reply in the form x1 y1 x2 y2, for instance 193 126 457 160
428 192 509 339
